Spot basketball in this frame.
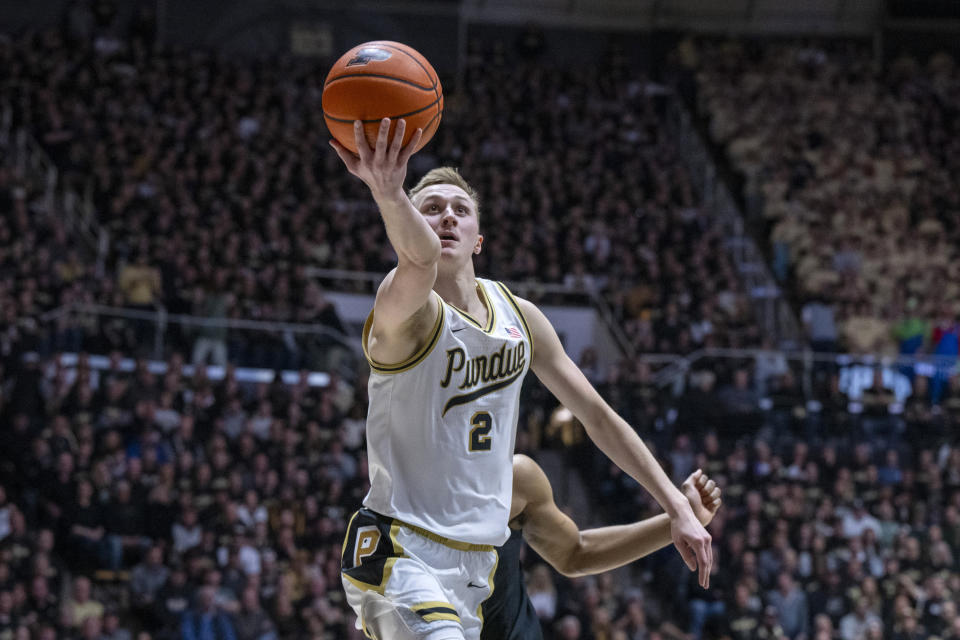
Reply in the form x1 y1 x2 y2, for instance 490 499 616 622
322 41 444 155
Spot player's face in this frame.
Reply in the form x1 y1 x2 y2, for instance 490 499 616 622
414 184 482 262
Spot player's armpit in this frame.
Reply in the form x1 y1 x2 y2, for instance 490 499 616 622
518 298 609 428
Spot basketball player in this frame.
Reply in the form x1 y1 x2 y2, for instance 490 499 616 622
330 119 713 640
359 458 722 640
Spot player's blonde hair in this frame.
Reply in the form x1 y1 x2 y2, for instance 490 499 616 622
408 167 481 220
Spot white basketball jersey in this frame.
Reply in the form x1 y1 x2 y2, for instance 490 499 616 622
361 278 533 546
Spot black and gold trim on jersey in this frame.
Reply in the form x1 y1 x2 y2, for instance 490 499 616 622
361 293 444 375
341 509 406 595
494 282 534 359
411 602 461 623
445 280 497 333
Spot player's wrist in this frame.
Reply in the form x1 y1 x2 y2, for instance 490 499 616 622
371 185 408 208
663 489 691 519
694 506 712 526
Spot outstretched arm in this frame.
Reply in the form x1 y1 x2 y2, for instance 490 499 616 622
512 455 721 578
517 298 715 587
330 119 440 363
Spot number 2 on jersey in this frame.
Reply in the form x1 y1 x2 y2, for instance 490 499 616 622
469 411 493 452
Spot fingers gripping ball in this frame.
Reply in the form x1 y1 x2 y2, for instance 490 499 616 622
323 41 443 154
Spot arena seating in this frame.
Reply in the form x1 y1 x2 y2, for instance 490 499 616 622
1 28 756 364
3 18 959 640
3 344 960 639
690 39 960 359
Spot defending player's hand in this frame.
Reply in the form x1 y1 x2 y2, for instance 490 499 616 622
670 501 713 589
329 118 423 202
681 469 722 527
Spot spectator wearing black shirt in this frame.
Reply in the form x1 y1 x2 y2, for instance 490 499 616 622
100 480 149 570
24 576 57 627
0 590 19 640
727 582 763 640
41 452 76 528
151 566 190 639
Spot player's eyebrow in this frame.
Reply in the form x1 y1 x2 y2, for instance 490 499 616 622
421 194 473 206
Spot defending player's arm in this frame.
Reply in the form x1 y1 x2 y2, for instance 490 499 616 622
517 298 715 587
330 118 440 362
512 455 721 578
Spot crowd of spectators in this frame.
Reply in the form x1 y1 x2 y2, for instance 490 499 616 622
1 5 758 368
684 39 960 361
528 355 960 640
2 335 960 640
4 7 959 640
1 347 365 640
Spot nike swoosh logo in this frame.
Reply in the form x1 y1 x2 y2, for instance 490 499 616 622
467 582 484 589
452 327 467 332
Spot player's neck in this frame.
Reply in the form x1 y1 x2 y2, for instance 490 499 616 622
434 268 482 315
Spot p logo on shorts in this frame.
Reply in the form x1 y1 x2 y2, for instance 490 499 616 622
342 510 406 593
354 526 382 567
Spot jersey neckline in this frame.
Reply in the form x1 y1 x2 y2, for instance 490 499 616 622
445 280 497 334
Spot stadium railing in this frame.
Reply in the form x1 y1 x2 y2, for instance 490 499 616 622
36 301 955 405
304 267 640 358
9 127 108 262
36 302 362 376
654 346 956 403
664 94 802 347
43 351 332 387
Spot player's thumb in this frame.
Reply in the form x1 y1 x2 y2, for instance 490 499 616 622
677 541 697 571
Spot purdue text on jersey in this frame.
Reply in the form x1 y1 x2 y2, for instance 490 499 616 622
440 342 526 415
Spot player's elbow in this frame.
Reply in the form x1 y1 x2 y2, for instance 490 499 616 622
556 563 588 579
580 404 618 440
555 540 591 578
400 242 441 269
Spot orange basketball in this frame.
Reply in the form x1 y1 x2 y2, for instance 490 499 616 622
322 41 443 155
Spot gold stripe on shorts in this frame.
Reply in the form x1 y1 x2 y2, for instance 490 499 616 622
398 520 495 553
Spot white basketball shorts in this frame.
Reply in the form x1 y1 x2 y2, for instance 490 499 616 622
341 508 499 640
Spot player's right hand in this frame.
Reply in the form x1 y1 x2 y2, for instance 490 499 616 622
682 469 722 526
329 118 423 202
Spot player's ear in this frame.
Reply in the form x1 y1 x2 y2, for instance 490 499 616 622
474 234 483 255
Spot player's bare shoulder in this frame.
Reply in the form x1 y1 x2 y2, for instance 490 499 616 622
366 277 442 367
510 454 553 519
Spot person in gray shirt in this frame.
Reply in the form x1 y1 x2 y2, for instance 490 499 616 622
130 544 169 610
766 572 809 639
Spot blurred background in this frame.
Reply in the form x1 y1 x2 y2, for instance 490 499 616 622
1 1 959 639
